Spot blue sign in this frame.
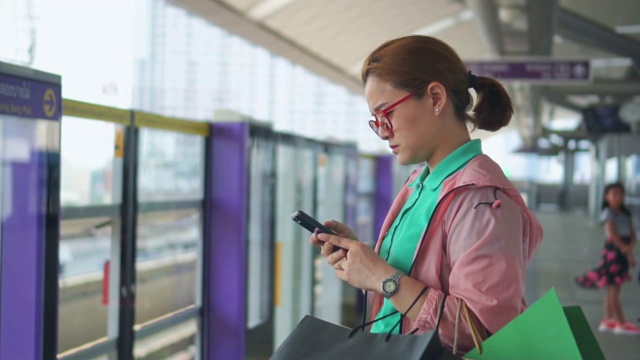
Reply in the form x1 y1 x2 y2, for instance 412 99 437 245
465 60 590 82
0 73 62 120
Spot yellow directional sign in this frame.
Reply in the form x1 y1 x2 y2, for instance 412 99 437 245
43 88 57 118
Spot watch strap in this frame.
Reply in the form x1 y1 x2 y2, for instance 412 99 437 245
382 269 404 298
391 269 404 282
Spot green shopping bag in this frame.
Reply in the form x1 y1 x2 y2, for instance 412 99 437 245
465 288 605 360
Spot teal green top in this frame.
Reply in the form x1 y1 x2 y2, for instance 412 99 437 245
371 140 483 334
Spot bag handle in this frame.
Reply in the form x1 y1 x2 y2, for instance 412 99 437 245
462 301 483 354
384 286 433 341
452 298 485 355
349 286 429 337
348 309 398 338
349 286 444 342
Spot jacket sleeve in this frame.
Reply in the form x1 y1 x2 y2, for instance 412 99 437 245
414 187 527 352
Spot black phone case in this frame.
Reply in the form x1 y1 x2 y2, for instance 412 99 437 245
291 210 341 252
291 210 336 235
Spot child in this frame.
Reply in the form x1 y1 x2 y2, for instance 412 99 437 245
576 182 639 335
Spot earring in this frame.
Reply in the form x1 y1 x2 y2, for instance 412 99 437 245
435 108 439 112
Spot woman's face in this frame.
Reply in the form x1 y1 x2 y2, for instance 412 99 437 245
364 76 439 165
605 187 625 210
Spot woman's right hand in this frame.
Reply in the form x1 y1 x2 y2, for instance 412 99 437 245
309 220 358 264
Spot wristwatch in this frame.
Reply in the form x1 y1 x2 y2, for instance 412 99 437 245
381 270 404 299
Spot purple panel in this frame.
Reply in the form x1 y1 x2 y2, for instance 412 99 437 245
205 122 249 360
0 120 46 360
465 60 590 81
0 73 62 120
374 155 394 242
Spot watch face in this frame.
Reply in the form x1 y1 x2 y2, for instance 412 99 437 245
383 279 397 293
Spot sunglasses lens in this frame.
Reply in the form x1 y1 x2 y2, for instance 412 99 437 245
379 115 391 132
368 120 379 133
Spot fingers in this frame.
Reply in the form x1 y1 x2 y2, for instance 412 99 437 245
324 220 358 240
327 250 347 269
334 258 346 271
309 231 323 247
324 220 345 233
317 233 351 250
312 231 347 258
320 241 335 257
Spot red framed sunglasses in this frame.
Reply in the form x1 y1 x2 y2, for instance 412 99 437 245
368 93 413 136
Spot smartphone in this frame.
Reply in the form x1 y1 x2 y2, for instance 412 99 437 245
291 210 342 252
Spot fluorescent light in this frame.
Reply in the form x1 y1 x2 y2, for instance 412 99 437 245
413 9 474 36
615 24 640 34
247 0 299 20
591 57 633 68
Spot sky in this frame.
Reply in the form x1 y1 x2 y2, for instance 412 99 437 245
31 0 136 109
1 0 134 169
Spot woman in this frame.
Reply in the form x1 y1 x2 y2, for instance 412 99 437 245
310 35 544 354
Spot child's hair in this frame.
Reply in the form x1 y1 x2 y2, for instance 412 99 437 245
601 182 631 216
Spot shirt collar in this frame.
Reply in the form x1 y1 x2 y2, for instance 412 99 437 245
409 139 483 190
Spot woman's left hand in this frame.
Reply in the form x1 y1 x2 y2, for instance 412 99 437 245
317 233 395 292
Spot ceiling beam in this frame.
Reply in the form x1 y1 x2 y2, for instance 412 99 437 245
522 1 558 152
169 0 363 93
527 0 557 56
465 0 504 57
247 0 299 20
557 7 640 65
414 9 474 36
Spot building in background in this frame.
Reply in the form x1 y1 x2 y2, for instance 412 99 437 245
132 0 376 151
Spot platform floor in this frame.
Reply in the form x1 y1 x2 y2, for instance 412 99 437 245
527 209 640 360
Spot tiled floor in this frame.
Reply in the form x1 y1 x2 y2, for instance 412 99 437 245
528 209 640 359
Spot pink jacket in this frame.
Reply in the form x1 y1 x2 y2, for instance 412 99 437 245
369 154 543 355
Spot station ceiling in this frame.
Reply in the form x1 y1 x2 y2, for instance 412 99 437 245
171 0 640 148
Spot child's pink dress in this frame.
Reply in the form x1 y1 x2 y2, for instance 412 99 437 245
576 208 633 288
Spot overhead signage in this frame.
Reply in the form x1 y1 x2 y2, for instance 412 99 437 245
0 73 62 121
465 60 590 82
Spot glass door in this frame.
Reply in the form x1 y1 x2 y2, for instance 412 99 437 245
132 114 208 360
56 100 128 360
